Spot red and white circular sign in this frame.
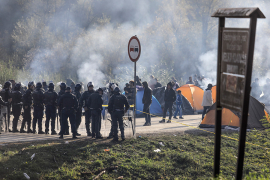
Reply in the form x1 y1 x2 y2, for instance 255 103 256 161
128 36 141 62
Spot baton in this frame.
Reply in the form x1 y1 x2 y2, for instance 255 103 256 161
7 104 10 132
4 113 7 132
56 109 59 130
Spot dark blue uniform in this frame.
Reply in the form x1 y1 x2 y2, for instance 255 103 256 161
21 89 33 133
10 89 22 132
58 89 69 134
79 90 94 135
73 90 82 131
32 88 45 133
108 92 129 141
44 89 58 134
87 91 103 138
58 92 78 136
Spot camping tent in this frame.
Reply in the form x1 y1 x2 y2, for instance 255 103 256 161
176 84 204 113
124 89 163 116
199 96 267 129
212 85 216 103
153 87 194 115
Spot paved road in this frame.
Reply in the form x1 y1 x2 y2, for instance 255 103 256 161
0 114 202 144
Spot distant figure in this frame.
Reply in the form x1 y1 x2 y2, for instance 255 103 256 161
154 78 162 88
142 81 152 126
186 77 194 84
251 78 262 99
173 90 183 119
148 75 157 90
201 84 213 120
160 82 176 123
171 77 179 90
194 74 199 86
135 76 142 86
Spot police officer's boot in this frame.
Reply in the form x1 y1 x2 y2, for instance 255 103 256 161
38 120 45 134
38 126 45 134
64 125 69 135
51 130 57 135
32 125 36 134
159 119 165 123
72 134 77 139
121 131 125 141
20 120 26 133
27 128 33 133
20 128 26 133
107 131 113 139
87 130 92 136
59 134 63 139
92 132 96 138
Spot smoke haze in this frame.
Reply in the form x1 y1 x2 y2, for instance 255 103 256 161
0 0 270 90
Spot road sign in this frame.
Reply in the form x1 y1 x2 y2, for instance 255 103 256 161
128 36 141 62
220 28 249 111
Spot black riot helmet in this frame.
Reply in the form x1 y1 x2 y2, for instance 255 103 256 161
60 82 66 91
48 83 54 90
87 82 94 88
36 82 42 89
14 83 21 91
97 88 103 95
75 84 82 91
114 87 120 93
28 81 35 88
3 81 12 89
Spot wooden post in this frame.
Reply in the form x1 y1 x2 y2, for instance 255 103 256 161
236 15 257 180
214 17 225 178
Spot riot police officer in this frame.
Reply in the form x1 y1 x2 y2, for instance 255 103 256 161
0 96 10 134
79 82 95 136
108 87 130 141
10 83 23 132
72 83 82 136
32 82 45 134
0 81 12 132
97 88 104 134
58 87 78 139
87 88 103 139
107 83 117 139
20 82 35 133
58 82 69 135
44 83 58 135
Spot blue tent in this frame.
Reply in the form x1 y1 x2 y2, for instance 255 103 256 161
124 89 163 115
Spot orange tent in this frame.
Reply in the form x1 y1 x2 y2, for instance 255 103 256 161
200 96 267 129
212 85 216 103
176 84 204 111
200 107 240 127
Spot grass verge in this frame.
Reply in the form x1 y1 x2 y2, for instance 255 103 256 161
0 129 269 180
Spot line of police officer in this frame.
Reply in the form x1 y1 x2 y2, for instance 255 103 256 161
0 80 130 141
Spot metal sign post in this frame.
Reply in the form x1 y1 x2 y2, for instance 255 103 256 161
128 35 141 138
211 8 265 179
134 61 136 137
